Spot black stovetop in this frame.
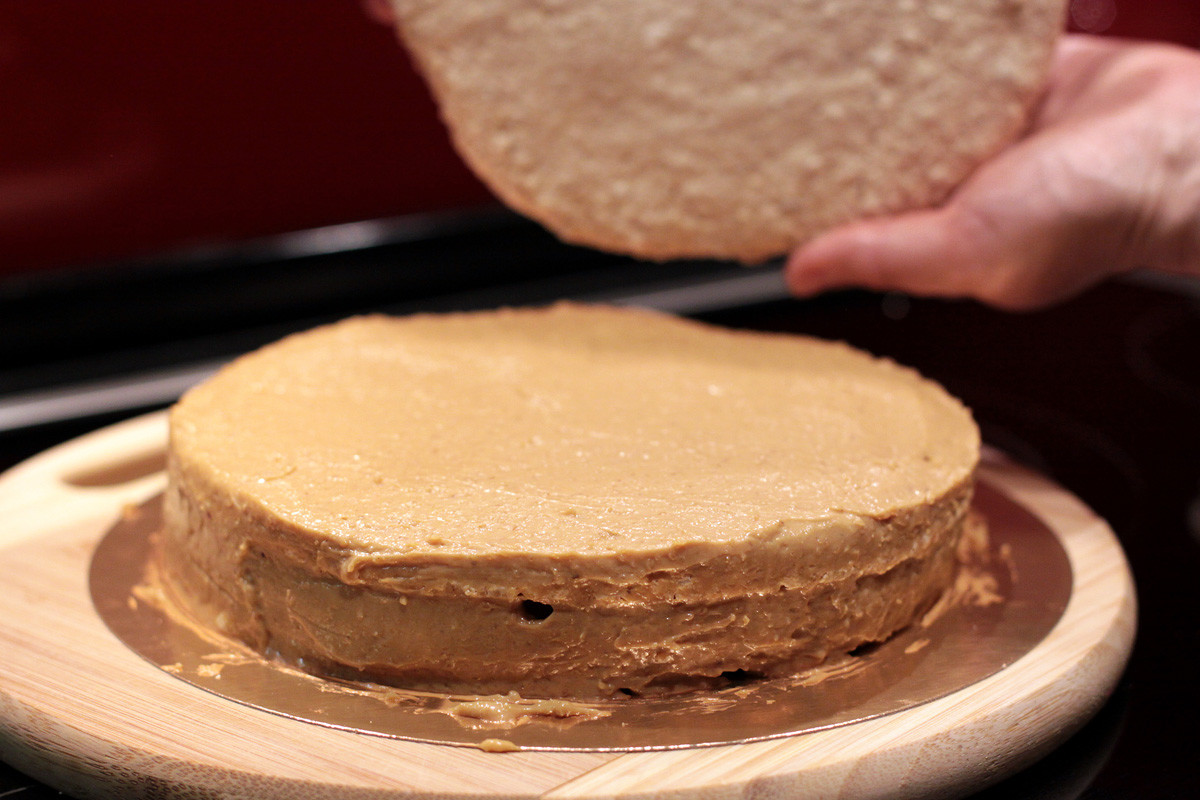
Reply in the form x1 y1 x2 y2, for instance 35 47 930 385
2 213 1198 799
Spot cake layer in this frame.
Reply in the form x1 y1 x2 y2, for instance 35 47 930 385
161 304 979 697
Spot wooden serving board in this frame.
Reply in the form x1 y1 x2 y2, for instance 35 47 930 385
0 412 1136 800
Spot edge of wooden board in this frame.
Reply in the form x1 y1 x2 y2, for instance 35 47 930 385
0 413 1135 799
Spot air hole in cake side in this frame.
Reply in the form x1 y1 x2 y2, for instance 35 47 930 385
516 599 554 621
721 669 766 686
848 640 884 658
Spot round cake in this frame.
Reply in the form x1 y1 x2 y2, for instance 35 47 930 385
388 0 1068 262
161 304 980 698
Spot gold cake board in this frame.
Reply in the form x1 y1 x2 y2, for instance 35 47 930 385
0 412 1135 799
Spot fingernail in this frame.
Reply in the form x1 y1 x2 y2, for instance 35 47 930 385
784 263 827 296
785 241 838 296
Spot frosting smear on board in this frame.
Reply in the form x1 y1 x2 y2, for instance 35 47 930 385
162 304 979 698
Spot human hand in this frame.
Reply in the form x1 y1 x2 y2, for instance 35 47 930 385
786 34 1200 310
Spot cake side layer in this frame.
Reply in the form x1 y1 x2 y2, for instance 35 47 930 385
161 478 966 697
164 448 972 608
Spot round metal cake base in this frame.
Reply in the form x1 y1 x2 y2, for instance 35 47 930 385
89 481 1072 752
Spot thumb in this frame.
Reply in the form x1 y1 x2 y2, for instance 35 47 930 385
784 206 999 302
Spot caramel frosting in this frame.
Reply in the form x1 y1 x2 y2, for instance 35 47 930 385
161 303 979 697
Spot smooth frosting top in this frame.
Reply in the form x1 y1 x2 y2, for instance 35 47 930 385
169 304 978 558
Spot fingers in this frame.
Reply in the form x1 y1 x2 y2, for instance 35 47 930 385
785 205 1012 305
785 34 1182 310
785 183 1148 311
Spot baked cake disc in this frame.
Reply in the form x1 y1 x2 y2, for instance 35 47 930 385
388 0 1068 262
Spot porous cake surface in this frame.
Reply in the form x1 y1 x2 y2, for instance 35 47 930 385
389 0 1067 261
162 304 979 697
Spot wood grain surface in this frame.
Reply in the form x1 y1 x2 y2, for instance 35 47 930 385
0 412 1136 799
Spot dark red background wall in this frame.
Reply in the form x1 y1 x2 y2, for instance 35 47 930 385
0 0 1195 276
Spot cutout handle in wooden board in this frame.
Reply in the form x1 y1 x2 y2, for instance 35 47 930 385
0 413 167 548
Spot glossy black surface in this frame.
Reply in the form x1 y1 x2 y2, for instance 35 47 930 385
1 217 1197 798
